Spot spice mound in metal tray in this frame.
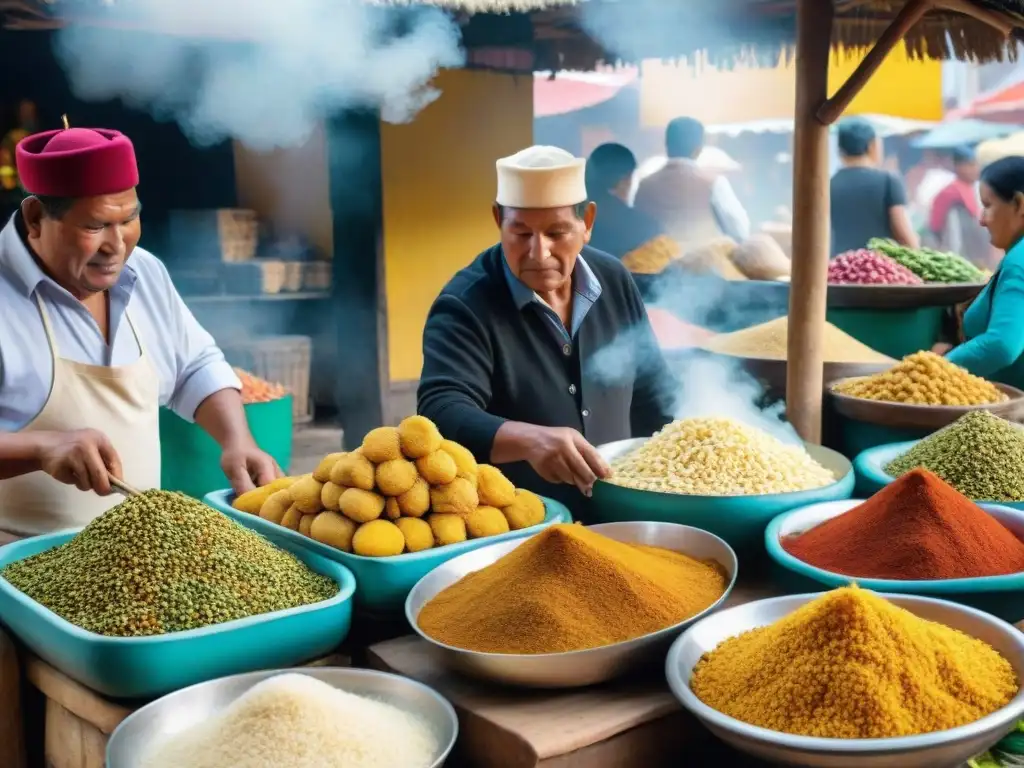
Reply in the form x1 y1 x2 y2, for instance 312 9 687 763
1 490 337 636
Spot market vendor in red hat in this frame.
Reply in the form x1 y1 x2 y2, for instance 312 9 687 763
0 123 280 543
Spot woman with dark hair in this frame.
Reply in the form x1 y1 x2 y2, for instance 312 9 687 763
943 156 1024 387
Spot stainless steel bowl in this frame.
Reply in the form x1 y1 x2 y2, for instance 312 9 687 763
406 521 738 688
666 593 1024 767
106 667 458 768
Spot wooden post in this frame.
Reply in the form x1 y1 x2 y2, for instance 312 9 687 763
0 628 26 768
786 0 834 444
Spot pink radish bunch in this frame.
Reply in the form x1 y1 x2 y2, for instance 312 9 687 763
828 249 923 285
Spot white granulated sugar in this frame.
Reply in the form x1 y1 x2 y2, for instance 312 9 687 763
141 673 440 768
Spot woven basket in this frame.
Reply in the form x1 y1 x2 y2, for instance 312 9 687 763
220 335 313 423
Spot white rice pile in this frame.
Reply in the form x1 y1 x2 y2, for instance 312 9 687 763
141 673 440 768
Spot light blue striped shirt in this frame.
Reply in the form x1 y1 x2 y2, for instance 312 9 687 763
0 214 240 432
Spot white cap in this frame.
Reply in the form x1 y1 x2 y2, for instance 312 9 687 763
495 145 587 209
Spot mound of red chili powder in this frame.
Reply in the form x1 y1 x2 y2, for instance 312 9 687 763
782 468 1024 580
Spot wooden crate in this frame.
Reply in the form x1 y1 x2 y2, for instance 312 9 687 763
302 262 332 292
223 260 287 295
219 335 313 423
168 209 259 263
283 262 304 292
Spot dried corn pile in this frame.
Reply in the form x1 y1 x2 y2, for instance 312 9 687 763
702 316 892 364
608 418 836 496
885 412 1024 502
1 491 337 637
233 416 547 558
833 351 1007 406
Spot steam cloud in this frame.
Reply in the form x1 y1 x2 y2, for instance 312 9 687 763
53 0 465 149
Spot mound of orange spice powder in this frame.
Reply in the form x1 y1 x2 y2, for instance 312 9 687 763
782 469 1024 580
416 524 728 654
690 586 1018 738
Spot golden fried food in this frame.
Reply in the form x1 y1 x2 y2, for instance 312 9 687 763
416 450 458 485
502 488 546 530
397 477 431 517
396 517 434 552
477 464 516 507
289 474 324 514
440 439 477 481
310 511 357 552
375 458 418 496
298 514 315 537
329 452 375 491
385 497 401 520
312 452 346 483
232 476 298 514
361 427 402 463
353 519 405 557
429 513 468 546
397 415 443 459
280 504 304 531
431 477 478 516
320 481 345 512
259 489 292 524
465 506 510 539
339 488 386 523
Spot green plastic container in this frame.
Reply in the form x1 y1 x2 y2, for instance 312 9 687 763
588 442 855 553
160 396 294 499
855 440 1024 511
0 527 355 699
765 500 1024 622
826 306 946 360
204 489 573 614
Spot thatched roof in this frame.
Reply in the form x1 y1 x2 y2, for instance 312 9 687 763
3 0 1024 71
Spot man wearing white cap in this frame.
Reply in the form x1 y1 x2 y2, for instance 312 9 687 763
418 146 676 514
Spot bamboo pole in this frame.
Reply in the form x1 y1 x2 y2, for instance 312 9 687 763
786 0 834 444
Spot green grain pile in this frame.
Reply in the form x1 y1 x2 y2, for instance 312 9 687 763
868 239 986 284
884 412 1024 501
1 491 338 637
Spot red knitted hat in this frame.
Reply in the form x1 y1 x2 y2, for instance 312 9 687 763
15 127 139 197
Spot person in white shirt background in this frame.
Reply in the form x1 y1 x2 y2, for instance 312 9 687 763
0 124 279 544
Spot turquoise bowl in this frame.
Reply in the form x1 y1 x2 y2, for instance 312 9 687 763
854 441 1024 510
204 490 572 615
765 499 1024 622
0 528 355 699
589 439 854 553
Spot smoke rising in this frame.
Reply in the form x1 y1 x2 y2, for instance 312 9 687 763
53 0 465 149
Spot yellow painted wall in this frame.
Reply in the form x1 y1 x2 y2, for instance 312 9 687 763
381 69 533 382
641 47 942 127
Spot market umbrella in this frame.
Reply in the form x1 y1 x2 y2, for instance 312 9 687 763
977 131 1024 166
951 80 1024 124
912 119 1020 149
533 69 638 118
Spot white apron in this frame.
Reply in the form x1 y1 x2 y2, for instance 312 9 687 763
0 294 161 543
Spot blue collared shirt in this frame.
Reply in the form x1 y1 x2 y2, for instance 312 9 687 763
0 214 240 431
502 254 602 347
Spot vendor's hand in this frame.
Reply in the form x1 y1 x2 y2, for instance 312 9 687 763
220 440 281 495
37 429 122 495
931 342 953 355
521 426 611 497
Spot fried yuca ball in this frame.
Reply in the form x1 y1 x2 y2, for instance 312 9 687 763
503 488 546 530
385 497 401 520
321 481 345 512
259 489 292 524
431 477 478 516
440 439 477 481
313 452 346 483
310 511 357 552
362 426 402 463
376 458 418 496
429 513 467 546
416 450 458 485
353 519 405 557
477 464 516 507
465 506 510 539
233 476 297 514
290 474 324 514
396 517 434 552
280 504 304 531
299 514 315 537
330 452 375 491
398 477 431 517
339 488 386 523
397 415 443 459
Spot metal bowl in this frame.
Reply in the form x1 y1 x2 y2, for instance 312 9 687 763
106 667 458 768
666 593 1024 768
405 521 737 689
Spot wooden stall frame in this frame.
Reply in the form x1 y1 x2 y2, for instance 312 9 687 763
787 0 1018 443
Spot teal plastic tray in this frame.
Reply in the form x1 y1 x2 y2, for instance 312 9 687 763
204 490 573 614
855 440 1024 510
0 528 354 699
765 499 1024 622
588 443 855 552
